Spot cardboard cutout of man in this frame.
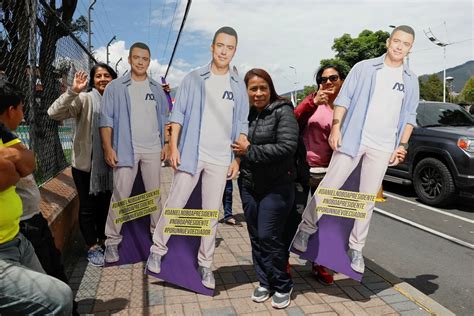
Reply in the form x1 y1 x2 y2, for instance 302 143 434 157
100 42 170 263
148 26 249 289
293 25 419 273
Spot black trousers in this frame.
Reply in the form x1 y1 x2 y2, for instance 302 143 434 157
239 182 295 293
71 167 111 248
19 213 68 284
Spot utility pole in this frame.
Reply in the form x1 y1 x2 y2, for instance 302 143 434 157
88 0 97 69
106 35 116 65
424 23 451 103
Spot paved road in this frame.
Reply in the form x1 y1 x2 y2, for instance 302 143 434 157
364 182 474 315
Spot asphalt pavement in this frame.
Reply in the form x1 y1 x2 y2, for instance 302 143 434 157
364 182 474 315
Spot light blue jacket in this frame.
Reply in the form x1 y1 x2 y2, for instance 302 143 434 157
334 54 420 158
99 73 169 167
170 63 249 175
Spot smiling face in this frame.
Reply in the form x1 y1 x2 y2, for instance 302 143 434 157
211 33 237 72
386 30 414 66
247 75 271 111
128 47 150 78
320 67 344 96
93 67 113 94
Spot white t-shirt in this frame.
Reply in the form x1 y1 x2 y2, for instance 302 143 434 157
128 79 161 154
361 64 405 152
199 73 234 166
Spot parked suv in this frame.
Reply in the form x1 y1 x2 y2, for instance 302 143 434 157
385 101 474 206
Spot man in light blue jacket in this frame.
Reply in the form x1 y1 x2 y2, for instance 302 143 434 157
148 26 249 289
100 42 170 263
293 25 420 274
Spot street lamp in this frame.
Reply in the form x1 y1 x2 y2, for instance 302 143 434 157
424 25 452 103
115 57 122 75
106 35 116 65
289 65 298 106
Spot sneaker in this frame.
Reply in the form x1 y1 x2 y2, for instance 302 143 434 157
347 248 365 273
198 266 215 289
87 246 104 267
292 230 312 252
251 287 271 303
312 264 333 285
146 253 162 274
271 288 293 309
104 245 119 263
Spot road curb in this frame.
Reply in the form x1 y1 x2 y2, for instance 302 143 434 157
365 258 455 316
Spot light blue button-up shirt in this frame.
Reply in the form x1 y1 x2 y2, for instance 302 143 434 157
99 73 169 167
334 54 420 158
170 63 249 175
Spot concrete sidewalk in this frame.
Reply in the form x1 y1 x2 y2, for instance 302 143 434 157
66 167 453 315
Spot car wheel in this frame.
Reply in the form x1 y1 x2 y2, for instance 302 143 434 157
413 158 456 206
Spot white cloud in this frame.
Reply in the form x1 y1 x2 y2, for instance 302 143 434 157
169 0 473 93
93 40 189 88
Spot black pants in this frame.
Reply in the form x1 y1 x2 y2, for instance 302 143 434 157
284 183 315 249
239 182 294 293
19 213 68 284
71 167 111 248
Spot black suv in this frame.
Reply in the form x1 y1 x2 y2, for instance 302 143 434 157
385 101 474 206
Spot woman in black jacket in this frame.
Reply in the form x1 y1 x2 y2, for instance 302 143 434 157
232 68 298 309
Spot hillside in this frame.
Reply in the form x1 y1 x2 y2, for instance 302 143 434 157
420 60 474 93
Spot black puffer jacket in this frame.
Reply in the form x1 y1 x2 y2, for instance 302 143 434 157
239 99 299 196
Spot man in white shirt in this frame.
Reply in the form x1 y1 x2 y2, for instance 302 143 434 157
148 27 249 289
100 42 170 263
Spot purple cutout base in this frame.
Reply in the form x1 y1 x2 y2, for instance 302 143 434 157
105 169 213 296
291 164 364 282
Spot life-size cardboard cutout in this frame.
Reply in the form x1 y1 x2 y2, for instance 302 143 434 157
290 165 365 281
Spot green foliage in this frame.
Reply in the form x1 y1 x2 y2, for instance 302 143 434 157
330 30 390 68
419 74 444 101
459 76 474 103
296 85 317 103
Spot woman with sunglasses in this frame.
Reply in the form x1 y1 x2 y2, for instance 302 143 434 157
289 64 346 284
48 63 117 267
232 68 298 309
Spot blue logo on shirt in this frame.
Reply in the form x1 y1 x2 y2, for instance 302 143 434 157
145 93 155 101
222 91 234 101
392 82 405 92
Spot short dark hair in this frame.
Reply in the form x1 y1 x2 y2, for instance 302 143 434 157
129 42 151 57
244 68 283 104
0 76 24 115
390 25 415 40
212 26 238 45
314 64 347 86
88 63 118 91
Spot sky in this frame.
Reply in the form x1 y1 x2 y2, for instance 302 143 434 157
76 0 474 93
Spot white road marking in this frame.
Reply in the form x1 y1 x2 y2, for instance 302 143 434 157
374 207 474 249
383 192 474 224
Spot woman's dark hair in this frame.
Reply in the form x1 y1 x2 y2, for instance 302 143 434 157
244 68 285 104
0 76 24 114
314 64 347 87
88 63 118 91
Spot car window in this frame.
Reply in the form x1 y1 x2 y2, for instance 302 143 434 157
417 103 474 127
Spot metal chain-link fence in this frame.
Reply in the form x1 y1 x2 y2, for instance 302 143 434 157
1 0 97 184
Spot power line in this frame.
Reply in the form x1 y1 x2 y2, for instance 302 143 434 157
161 0 180 64
164 0 192 78
147 0 152 44
152 0 167 61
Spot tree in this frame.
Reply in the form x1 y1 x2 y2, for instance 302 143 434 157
1 0 85 180
319 29 390 76
459 76 474 103
296 85 317 103
419 74 444 101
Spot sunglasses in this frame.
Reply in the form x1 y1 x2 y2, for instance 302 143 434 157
320 75 339 84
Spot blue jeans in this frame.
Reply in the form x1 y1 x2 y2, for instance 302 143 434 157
239 182 295 293
0 233 72 315
222 179 233 220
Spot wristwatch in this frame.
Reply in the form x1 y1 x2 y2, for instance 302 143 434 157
399 142 409 150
